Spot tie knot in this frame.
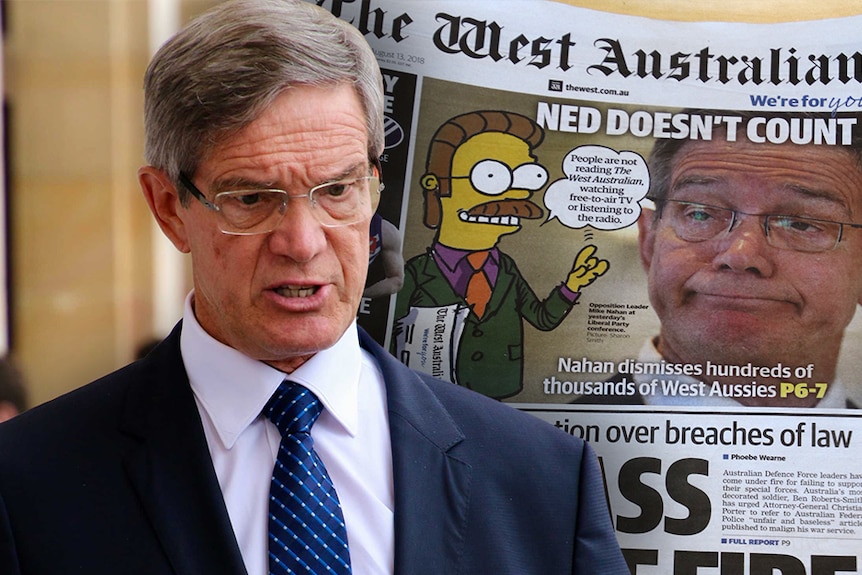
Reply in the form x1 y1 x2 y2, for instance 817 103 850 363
264 382 322 436
466 250 489 271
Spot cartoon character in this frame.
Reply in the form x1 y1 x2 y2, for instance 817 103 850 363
393 110 608 399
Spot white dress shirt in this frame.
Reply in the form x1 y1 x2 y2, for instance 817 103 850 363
180 292 394 575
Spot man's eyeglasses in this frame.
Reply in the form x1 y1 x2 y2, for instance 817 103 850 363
178 172 383 235
652 197 862 253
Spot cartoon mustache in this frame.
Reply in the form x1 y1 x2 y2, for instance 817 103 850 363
465 199 543 219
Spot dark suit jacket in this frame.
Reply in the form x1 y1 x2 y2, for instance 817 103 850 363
0 323 627 574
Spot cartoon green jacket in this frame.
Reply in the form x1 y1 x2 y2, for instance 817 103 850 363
395 245 579 398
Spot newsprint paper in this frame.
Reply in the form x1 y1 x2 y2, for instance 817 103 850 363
319 1 862 572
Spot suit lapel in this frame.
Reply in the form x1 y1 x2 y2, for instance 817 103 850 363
360 330 472 575
481 252 514 319
416 250 461 304
120 323 248 575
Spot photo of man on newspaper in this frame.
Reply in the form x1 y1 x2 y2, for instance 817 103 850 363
581 110 862 408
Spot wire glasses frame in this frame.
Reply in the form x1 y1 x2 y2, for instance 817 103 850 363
651 197 862 253
178 170 383 236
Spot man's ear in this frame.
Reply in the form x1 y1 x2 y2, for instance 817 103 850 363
138 166 191 253
420 173 442 229
638 208 656 272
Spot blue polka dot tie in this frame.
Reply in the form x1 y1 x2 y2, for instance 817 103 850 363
264 382 352 575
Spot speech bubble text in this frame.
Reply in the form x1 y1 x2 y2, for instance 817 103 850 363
544 145 650 231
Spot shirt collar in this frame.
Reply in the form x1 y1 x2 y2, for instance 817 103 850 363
433 242 499 271
180 291 362 449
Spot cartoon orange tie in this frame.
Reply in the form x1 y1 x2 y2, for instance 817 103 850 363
465 251 492 319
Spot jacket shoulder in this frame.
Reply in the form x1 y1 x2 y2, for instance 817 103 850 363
0 326 185 460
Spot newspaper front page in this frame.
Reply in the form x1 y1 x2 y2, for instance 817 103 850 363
318 0 862 571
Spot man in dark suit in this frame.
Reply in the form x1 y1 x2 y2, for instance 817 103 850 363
0 1 627 574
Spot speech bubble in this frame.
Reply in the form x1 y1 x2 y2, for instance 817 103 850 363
544 145 650 231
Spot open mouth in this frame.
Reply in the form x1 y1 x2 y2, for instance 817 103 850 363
273 285 318 298
458 198 543 226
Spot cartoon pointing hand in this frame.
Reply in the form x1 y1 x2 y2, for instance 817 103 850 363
565 244 609 292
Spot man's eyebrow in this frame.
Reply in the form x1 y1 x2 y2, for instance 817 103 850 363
209 163 370 193
210 176 276 193
780 183 851 211
673 173 844 200
324 162 371 182
670 174 720 192
672 175 852 214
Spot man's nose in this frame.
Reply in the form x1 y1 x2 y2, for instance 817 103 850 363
266 197 327 262
710 213 776 277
